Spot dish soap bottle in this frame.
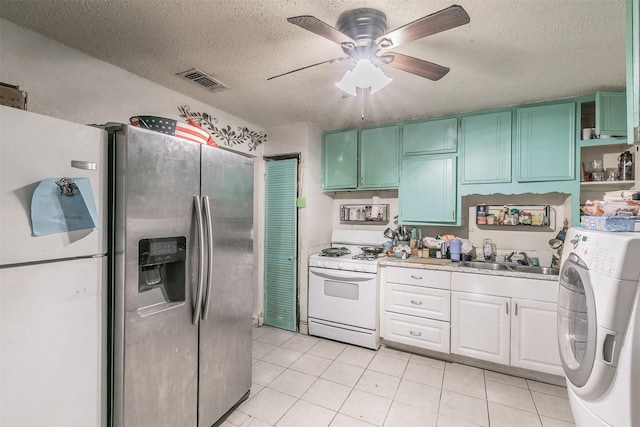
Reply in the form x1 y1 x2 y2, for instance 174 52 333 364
483 238 494 261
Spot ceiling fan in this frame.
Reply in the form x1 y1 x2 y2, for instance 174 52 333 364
267 4 470 93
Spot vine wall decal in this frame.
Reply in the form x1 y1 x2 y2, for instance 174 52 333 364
178 105 267 151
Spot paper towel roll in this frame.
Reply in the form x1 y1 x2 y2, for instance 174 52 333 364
372 196 380 217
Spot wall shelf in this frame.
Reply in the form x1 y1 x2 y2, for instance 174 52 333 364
475 204 555 231
340 204 390 224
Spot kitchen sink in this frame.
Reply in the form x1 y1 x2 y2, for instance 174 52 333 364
507 265 560 276
457 261 559 276
458 261 510 270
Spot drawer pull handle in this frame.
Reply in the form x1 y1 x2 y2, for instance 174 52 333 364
410 275 423 280
410 331 422 337
410 300 423 305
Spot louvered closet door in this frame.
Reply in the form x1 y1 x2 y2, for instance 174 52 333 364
264 158 298 331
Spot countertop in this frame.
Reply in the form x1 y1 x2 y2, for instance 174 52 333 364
379 257 560 282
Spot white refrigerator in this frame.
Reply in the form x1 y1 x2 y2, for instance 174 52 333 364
0 105 108 427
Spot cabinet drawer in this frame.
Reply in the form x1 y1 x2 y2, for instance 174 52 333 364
386 266 451 290
385 283 450 321
384 312 450 353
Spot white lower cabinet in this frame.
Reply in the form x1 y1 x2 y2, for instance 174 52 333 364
451 285 563 376
451 291 510 365
511 298 563 375
383 267 451 353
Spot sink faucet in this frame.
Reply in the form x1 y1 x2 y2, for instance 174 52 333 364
506 251 516 262
519 252 530 265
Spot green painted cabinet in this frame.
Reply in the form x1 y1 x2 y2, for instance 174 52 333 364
322 126 399 191
460 111 512 184
627 0 639 143
402 117 458 156
399 154 457 224
596 91 627 136
322 130 358 190
516 103 575 182
360 125 400 189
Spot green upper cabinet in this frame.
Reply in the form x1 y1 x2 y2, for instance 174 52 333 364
596 91 627 136
359 125 400 189
627 0 639 143
322 125 399 191
460 111 512 184
323 129 358 191
399 154 458 225
402 117 458 156
516 103 575 182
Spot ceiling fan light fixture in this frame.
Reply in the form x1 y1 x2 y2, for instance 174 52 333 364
335 59 392 96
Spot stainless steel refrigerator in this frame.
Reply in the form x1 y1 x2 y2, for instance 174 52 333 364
109 124 254 427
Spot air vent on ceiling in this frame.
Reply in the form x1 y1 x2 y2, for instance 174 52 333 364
176 68 229 92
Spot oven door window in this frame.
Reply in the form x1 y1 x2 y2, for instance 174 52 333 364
324 280 359 300
557 253 597 387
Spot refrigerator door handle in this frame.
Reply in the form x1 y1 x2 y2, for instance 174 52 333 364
201 195 214 320
192 195 205 325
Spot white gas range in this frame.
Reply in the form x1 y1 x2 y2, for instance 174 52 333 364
308 230 387 350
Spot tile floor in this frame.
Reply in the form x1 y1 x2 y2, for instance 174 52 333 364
222 326 576 427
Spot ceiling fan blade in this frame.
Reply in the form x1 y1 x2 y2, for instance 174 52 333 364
287 15 356 46
267 57 349 81
376 5 470 49
379 52 450 81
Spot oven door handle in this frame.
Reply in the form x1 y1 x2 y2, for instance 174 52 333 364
309 268 374 282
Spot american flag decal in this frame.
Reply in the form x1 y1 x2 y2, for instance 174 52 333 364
130 116 217 147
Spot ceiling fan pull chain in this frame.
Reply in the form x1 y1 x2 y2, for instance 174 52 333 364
361 89 366 120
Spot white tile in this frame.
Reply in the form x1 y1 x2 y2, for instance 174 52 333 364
220 420 235 427
383 400 437 427
281 334 319 353
485 380 536 413
301 378 352 411
240 388 297 425
355 369 400 399
267 369 317 398
438 390 489 427
336 345 376 368
226 409 250 426
253 341 278 359
531 392 574 423
308 340 348 360
409 353 446 370
488 402 542 427
540 416 576 427
289 353 333 377
321 360 365 387
367 354 408 377
261 347 304 368
483 370 528 389
275 400 336 427
444 362 484 378
436 414 484 427
339 389 392 427
443 370 486 399
527 380 569 398
251 383 264 396
252 361 286 386
258 329 296 346
247 418 274 427
377 346 411 361
393 379 441 413
253 326 275 340
403 361 444 388
330 413 377 427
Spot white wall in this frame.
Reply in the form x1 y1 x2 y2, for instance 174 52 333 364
1 19 268 317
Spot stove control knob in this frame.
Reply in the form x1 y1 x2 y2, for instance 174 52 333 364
338 263 344 269
354 265 362 272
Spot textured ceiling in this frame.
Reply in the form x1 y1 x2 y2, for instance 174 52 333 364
0 0 627 131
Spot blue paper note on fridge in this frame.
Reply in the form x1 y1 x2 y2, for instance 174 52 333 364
30 177 100 236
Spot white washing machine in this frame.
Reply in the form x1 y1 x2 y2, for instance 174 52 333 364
557 227 640 427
